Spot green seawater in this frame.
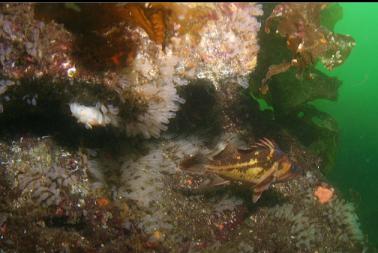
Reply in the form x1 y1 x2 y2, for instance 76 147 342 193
314 3 378 247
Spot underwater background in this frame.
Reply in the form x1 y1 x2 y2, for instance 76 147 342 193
0 3 376 252
314 3 378 247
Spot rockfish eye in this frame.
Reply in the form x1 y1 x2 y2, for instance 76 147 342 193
273 148 285 159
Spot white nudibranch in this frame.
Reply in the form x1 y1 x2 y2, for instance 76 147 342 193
69 102 119 129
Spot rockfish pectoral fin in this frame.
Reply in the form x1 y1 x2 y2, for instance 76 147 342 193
179 153 208 175
178 174 231 195
251 180 273 203
194 174 231 191
209 134 247 159
252 191 262 203
209 174 232 187
254 180 273 193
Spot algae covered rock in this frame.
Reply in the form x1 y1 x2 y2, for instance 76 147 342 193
0 3 263 139
0 3 370 253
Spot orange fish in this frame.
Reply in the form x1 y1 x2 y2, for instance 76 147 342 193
180 138 302 203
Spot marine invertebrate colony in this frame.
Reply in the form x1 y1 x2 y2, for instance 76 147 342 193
18 165 79 207
168 3 263 88
116 135 247 249
0 3 263 139
5 137 92 208
115 31 187 138
266 203 318 251
326 198 364 243
0 3 368 253
244 189 365 253
111 3 263 138
1 133 367 252
124 83 184 138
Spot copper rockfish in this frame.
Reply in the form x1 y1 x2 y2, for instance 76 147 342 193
180 138 302 203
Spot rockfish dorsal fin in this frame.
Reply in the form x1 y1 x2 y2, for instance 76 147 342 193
252 138 283 160
209 143 237 161
253 138 277 150
209 134 249 160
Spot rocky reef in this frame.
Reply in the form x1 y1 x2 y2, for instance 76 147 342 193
0 2 373 253
0 3 261 138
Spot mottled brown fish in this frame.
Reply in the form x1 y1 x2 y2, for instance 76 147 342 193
179 138 302 203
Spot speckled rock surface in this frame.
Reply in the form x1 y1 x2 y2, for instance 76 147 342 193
0 3 370 253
